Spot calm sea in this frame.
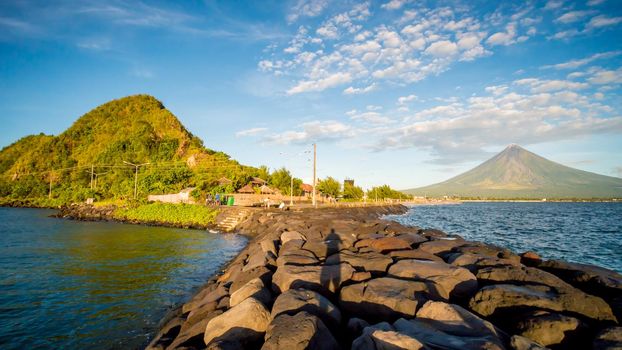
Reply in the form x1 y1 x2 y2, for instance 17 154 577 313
387 202 622 273
0 208 247 350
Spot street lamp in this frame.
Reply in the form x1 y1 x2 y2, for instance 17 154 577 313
123 161 150 199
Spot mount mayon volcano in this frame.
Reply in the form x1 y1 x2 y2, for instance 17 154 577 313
404 144 622 199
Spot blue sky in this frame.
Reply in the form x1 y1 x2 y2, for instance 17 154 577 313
1 0 621 189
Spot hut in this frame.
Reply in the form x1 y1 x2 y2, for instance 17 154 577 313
237 184 255 194
259 185 277 194
218 177 232 186
250 177 268 186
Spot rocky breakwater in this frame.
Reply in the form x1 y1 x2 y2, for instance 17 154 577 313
147 205 622 350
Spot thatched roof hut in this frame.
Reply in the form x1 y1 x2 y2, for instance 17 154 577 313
250 177 267 186
237 184 255 194
259 185 277 194
218 177 232 185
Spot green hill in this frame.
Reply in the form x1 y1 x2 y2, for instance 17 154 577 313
404 144 622 199
0 95 260 204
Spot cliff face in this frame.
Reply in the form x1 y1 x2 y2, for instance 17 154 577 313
405 144 622 199
147 206 622 350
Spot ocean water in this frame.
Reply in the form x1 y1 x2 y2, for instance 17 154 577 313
387 202 622 273
0 208 247 350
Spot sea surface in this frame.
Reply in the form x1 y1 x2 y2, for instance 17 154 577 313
388 202 622 273
0 207 247 350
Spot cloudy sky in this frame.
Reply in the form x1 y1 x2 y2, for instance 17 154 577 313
1 0 621 189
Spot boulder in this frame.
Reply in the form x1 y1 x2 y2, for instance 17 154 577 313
520 251 542 265
281 230 306 244
229 266 272 294
510 335 548 350
593 326 622 350
394 233 427 246
303 240 346 259
325 250 393 273
418 238 465 256
276 249 319 267
279 239 305 255
368 237 412 253
146 316 184 350
347 317 371 337
388 259 478 300
229 277 272 307
271 288 342 328
352 329 428 350
515 311 582 348
243 250 276 272
272 263 355 294
351 271 373 282
340 277 438 322
475 265 574 289
183 284 228 314
203 297 271 346
469 283 616 322
262 311 340 350
447 253 521 273
168 310 223 349
260 238 278 257
531 259 622 300
389 249 443 262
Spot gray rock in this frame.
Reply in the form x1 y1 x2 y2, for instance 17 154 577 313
229 277 272 307
593 327 622 350
515 311 582 348
261 311 340 350
203 297 271 347
281 230 306 244
271 288 341 328
388 259 478 300
340 277 439 322
469 283 616 322
510 335 549 350
272 262 355 294
325 250 393 273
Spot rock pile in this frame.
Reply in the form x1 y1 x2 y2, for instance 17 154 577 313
147 205 622 350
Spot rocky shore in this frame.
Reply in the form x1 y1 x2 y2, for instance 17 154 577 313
143 204 621 350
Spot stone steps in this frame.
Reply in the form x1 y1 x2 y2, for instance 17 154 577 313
215 209 251 232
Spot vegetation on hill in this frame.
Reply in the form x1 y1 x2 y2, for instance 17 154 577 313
404 144 622 199
114 203 218 226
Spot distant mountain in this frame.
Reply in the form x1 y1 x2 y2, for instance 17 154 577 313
0 95 256 202
404 144 622 199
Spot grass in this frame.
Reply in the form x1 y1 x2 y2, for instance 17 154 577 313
114 202 219 226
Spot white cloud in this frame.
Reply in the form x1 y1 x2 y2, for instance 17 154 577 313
514 78 589 92
236 127 268 137
287 0 329 23
587 0 605 5
381 0 408 10
264 120 354 144
424 40 458 57
586 15 622 28
544 0 564 10
287 72 352 94
343 83 376 95
556 11 594 23
397 94 418 105
587 68 622 84
541 51 622 69
487 24 517 46
548 29 580 40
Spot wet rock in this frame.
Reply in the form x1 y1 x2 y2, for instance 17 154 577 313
262 311 340 350
325 250 393 273
593 326 622 350
515 311 582 348
272 263 355 294
146 316 184 350
271 288 341 328
229 277 272 307
388 259 478 300
168 310 223 349
340 277 438 322
469 283 616 322
203 297 271 347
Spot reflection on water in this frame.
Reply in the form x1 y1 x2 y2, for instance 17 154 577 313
388 202 622 273
0 207 247 349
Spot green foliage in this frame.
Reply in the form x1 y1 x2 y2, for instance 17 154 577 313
317 177 341 198
114 203 218 226
367 185 411 200
343 182 364 200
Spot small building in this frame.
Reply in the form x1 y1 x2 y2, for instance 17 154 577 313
250 177 268 186
218 177 232 186
259 184 278 194
237 184 255 194
301 183 313 197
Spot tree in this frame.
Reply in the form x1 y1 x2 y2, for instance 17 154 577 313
343 182 364 200
366 184 411 200
317 177 341 198
270 167 292 195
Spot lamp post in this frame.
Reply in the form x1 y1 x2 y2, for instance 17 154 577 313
279 150 311 206
123 161 150 199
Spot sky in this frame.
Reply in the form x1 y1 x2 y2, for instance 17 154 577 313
1 0 621 190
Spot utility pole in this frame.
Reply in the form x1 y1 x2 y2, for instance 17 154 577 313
312 143 317 208
123 161 150 199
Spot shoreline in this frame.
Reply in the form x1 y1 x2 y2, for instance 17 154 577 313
145 204 621 350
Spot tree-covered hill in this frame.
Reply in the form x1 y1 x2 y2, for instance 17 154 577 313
0 95 261 204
